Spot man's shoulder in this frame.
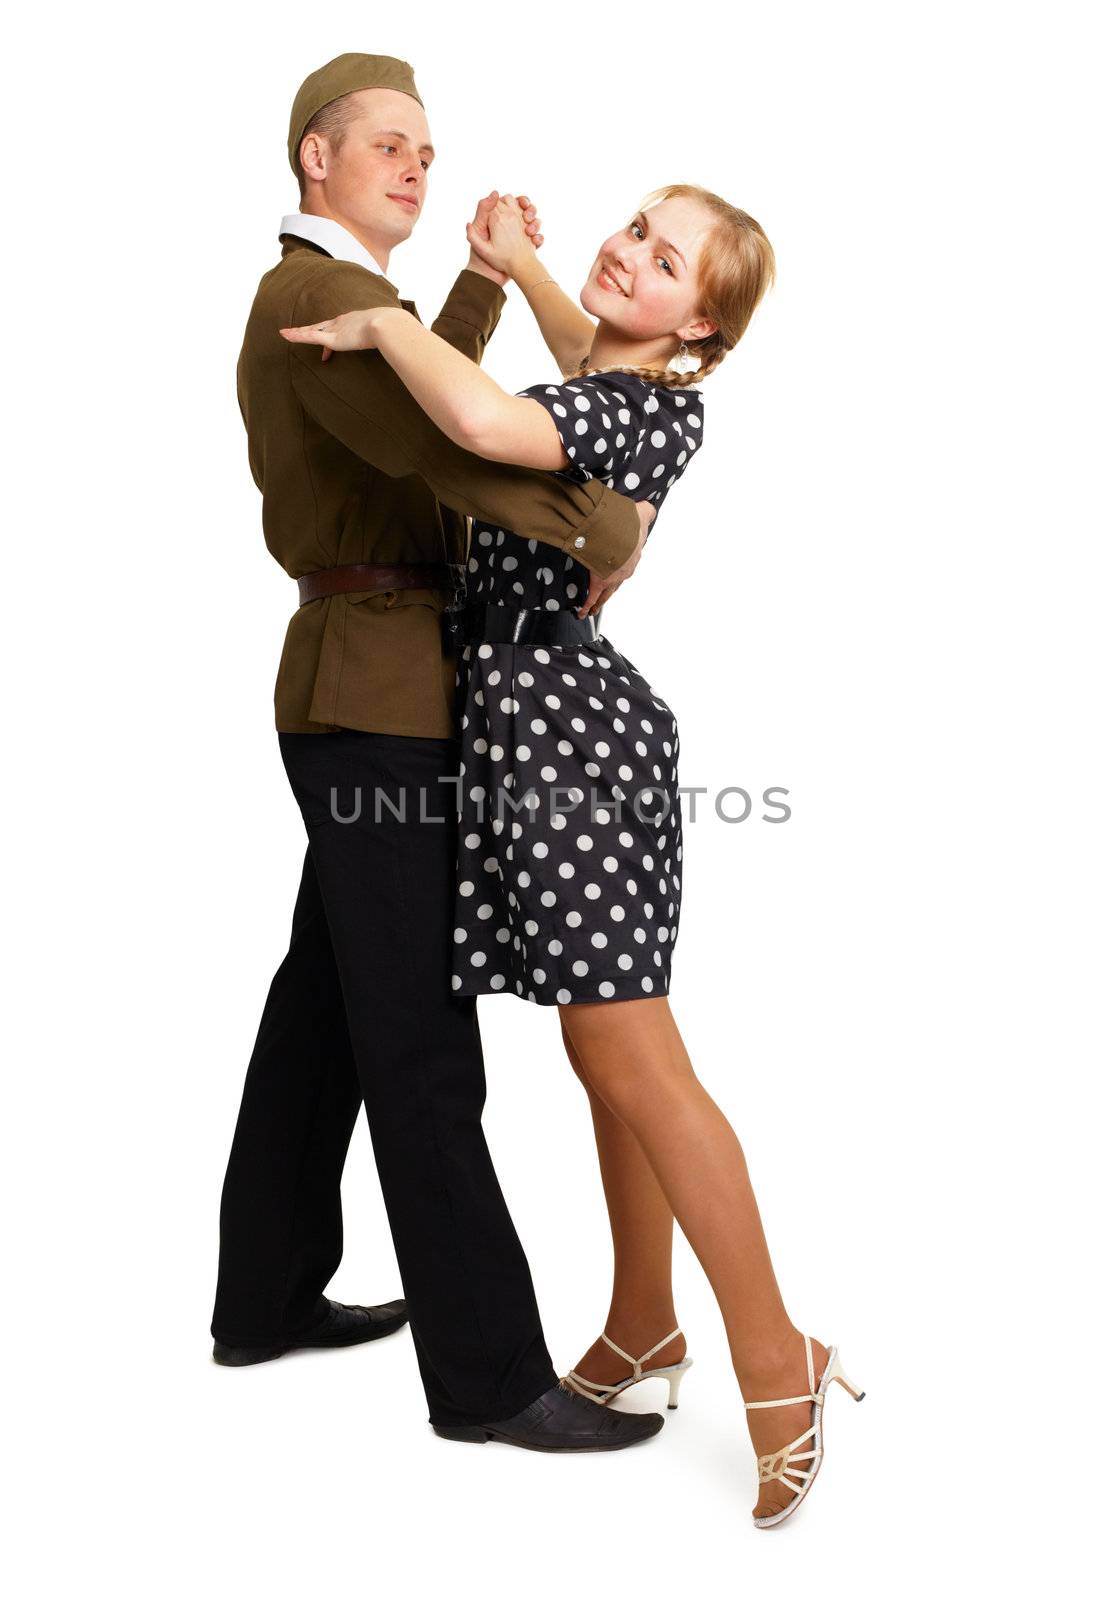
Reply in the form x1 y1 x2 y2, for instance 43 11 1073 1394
250 248 398 321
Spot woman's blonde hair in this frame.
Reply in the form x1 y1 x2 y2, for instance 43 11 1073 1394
577 183 775 389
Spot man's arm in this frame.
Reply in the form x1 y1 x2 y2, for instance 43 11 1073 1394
287 262 640 577
428 268 506 363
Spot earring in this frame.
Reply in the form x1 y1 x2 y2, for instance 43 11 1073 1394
669 340 701 375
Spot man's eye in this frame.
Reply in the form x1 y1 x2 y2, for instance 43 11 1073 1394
381 144 398 155
421 160 430 171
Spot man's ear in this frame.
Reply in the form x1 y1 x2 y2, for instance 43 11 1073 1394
299 132 328 185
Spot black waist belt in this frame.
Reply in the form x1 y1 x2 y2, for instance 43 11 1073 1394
446 601 601 648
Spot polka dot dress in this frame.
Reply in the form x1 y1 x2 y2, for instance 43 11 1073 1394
451 371 705 1007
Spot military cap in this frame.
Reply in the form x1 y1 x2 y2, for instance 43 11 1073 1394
288 53 424 176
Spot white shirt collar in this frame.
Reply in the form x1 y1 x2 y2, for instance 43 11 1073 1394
278 212 394 286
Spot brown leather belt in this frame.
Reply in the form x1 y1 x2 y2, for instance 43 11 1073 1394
297 562 464 607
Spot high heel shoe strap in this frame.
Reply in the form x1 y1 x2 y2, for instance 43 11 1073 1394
601 1327 682 1381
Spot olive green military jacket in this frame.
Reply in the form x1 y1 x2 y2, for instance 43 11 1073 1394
237 236 641 736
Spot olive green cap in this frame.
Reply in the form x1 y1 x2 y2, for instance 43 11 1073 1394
288 53 424 177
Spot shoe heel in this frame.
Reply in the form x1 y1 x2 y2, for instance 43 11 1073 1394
432 1422 490 1443
828 1351 865 1402
666 1365 690 1410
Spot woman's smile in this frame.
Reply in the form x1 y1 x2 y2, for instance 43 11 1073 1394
596 262 628 296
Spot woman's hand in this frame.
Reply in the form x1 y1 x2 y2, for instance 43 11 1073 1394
278 306 393 361
467 192 543 282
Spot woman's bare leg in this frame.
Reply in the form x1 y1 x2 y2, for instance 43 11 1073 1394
560 1020 686 1386
559 994 825 1519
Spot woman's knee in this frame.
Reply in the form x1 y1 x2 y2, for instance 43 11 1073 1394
559 1000 690 1113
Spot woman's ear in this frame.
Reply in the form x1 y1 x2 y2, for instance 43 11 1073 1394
678 317 717 342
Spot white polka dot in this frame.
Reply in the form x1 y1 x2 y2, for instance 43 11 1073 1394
599 981 616 998
470 951 486 967
490 974 506 990
591 932 608 949
572 960 589 976
576 834 593 851
460 881 475 896
556 988 572 1003
584 883 601 900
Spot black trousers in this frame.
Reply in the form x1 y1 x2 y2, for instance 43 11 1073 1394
211 730 557 1427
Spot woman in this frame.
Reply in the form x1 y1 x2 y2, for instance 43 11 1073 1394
282 186 863 1528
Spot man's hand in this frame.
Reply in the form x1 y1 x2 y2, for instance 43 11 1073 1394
466 192 544 284
576 501 655 620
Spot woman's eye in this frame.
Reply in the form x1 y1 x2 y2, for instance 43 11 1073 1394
630 222 644 239
420 160 430 170
657 257 673 275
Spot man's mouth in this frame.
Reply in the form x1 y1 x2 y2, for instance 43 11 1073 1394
597 263 627 296
388 193 419 212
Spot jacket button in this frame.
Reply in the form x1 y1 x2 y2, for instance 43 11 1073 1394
573 536 586 549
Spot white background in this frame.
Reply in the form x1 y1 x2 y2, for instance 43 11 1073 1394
5 1 1109 1594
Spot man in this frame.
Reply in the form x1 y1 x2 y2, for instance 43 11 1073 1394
211 53 659 1450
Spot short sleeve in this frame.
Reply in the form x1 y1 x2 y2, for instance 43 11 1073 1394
518 375 705 514
626 386 705 505
518 377 639 486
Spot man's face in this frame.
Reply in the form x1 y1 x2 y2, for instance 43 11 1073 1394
310 87 434 248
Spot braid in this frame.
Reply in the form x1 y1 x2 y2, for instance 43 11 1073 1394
574 334 729 391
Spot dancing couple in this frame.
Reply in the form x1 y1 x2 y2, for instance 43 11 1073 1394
211 52 863 1529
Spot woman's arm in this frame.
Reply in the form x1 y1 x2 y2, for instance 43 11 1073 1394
281 305 569 470
466 195 595 378
514 268 596 379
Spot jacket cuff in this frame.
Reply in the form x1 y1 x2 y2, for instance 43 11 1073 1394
568 486 641 576
439 269 507 344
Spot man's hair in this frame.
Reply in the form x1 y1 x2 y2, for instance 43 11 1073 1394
296 92 365 198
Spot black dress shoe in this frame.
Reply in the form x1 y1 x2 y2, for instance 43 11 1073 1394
213 1298 408 1367
432 1382 665 1451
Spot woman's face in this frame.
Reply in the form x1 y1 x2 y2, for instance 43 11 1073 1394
580 194 717 342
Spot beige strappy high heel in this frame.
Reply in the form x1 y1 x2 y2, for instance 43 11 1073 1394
562 1329 693 1411
745 1334 865 1529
